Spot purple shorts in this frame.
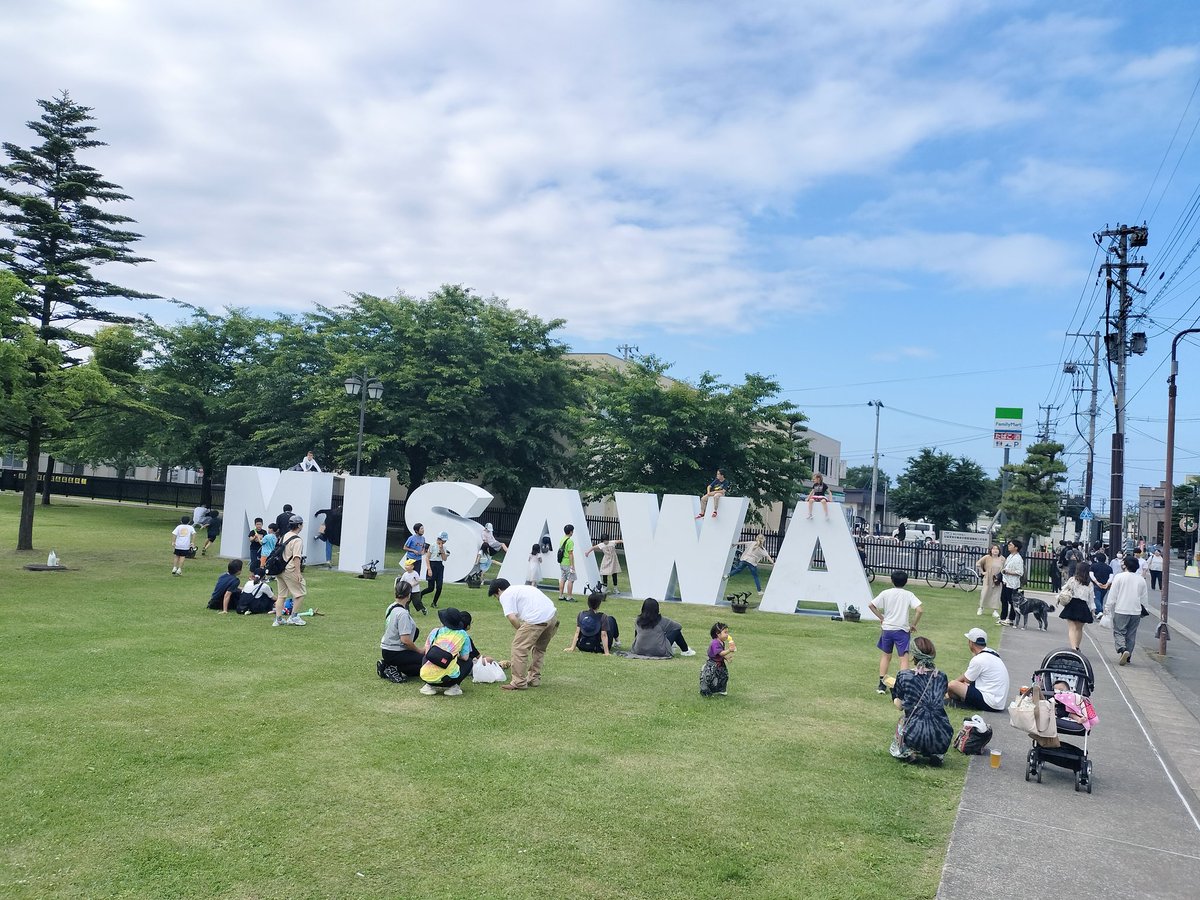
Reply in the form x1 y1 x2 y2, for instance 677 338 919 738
877 629 911 655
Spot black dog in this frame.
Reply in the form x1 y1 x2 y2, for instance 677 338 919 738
1018 592 1051 630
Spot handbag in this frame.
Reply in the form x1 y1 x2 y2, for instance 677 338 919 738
992 573 1002 586
1008 686 1057 738
423 638 456 669
954 716 993 755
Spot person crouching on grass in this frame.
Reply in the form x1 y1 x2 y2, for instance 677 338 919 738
868 571 924 695
419 607 474 697
378 581 421 684
700 622 736 696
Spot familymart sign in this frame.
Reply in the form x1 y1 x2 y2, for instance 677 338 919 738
994 406 1023 449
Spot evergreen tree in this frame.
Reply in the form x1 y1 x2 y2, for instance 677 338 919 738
0 93 154 550
999 441 1068 549
890 448 991 533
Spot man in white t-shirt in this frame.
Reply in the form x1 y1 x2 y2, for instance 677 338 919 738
948 627 1009 712
171 515 196 576
488 578 559 691
192 504 211 529
867 570 924 695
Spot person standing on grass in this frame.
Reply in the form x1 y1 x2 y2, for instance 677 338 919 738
488 578 559 691
208 558 243 613
171 515 196 576
272 516 307 627
201 508 222 556
1104 554 1149 667
558 524 577 603
999 539 1024 626
947 628 1009 712
404 523 428 575
699 622 736 697
274 504 295 539
378 581 421 683
398 558 427 615
314 503 343 564
248 518 266 575
975 544 1003 618
868 571 924 694
584 534 624 593
696 468 728 519
259 522 279 571
729 534 773 593
427 531 449 606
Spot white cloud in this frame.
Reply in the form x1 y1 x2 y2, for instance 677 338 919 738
1002 158 1122 204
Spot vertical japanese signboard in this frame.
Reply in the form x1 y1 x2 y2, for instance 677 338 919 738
994 407 1023 448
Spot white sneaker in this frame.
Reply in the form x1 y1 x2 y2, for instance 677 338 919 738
420 684 437 695
977 609 983 616
287 615 306 626
272 617 283 627
680 648 697 657
444 685 463 696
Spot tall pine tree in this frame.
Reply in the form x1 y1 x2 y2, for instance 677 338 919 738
1 92 155 550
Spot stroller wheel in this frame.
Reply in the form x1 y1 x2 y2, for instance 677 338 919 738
1036 761 1043 784
1083 760 1093 794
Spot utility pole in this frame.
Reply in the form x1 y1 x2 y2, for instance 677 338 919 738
867 401 883 536
1065 331 1101 545
1037 404 1059 442
616 343 639 360
1096 224 1148 555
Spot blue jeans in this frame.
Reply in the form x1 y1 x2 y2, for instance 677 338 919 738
1093 587 1108 616
729 560 761 591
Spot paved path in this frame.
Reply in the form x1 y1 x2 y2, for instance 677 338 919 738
938 597 1200 899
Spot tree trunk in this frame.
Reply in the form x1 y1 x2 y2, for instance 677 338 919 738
159 461 170 483
40 455 55 506
17 422 42 551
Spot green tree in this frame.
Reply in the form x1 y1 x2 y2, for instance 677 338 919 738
999 441 1068 548
890 448 992 533
843 464 891 491
0 93 154 549
576 355 809 521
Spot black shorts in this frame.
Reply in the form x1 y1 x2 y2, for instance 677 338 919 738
963 683 1003 713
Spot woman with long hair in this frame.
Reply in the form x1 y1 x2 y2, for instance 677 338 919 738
976 544 1004 618
629 598 695 658
1056 560 1095 651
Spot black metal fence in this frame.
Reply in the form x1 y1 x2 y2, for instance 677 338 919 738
0 469 223 509
857 538 1054 591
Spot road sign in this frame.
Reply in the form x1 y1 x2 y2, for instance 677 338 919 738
1079 507 1094 521
1181 516 1197 533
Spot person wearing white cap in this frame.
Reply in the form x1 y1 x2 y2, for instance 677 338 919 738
428 531 450 607
946 628 1009 712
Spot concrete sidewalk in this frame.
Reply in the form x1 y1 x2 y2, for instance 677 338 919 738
938 601 1200 899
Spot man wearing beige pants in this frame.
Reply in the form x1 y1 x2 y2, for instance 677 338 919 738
489 579 559 691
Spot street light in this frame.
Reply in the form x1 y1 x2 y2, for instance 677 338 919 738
344 374 384 476
1160 327 1200 655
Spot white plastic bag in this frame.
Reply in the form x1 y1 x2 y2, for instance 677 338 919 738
47 550 59 567
472 659 507 684
1096 613 1112 630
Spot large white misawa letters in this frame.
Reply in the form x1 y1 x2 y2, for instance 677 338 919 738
221 468 871 614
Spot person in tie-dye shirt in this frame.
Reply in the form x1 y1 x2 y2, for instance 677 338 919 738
419 607 474 697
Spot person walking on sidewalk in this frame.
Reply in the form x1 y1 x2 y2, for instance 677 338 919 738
999 539 1024 626
1149 548 1165 591
489 578 559 691
1105 554 1149 666
1089 552 1113 617
1055 561 1094 651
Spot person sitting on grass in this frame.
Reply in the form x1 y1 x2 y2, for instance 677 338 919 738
946 628 1009 712
419 607 474 697
236 572 275 615
171 515 196 577
378 581 422 684
207 558 243 614
564 591 620 655
628 598 695 658
868 571 923 694
889 636 953 765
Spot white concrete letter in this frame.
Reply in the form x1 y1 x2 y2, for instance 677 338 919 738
338 475 391 573
616 492 748 604
403 482 494 583
498 488 599 588
758 503 872 615
221 466 333 561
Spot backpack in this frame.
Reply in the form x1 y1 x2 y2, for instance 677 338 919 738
954 720 993 755
264 534 298 576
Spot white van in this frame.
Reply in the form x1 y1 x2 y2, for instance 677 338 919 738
893 521 936 543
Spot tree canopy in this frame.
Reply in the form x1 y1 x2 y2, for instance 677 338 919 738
889 448 992 533
843 464 891 491
999 440 1068 548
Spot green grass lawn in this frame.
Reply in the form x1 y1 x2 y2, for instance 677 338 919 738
0 495 989 899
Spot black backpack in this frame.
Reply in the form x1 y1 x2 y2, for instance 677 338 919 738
264 534 298 576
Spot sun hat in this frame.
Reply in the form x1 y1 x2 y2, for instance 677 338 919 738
437 607 465 630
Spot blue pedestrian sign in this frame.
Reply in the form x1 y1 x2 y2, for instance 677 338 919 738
1079 507 1094 521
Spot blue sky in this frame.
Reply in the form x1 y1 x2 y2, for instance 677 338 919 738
4 1 1200 505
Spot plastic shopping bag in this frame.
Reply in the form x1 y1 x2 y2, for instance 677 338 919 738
471 659 507 684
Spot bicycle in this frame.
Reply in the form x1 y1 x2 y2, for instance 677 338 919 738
925 564 980 591
862 565 876 584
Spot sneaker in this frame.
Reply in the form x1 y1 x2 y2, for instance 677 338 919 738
612 640 622 648
385 668 407 684
272 617 283 627
376 660 385 679
877 680 887 694
1119 650 1131 666
420 684 437 695
444 685 463 696
695 514 704 520
200 547 207 556
287 615 307 626
717 690 728 696
711 511 717 518
242 610 251 615
680 648 696 657
977 609 983 616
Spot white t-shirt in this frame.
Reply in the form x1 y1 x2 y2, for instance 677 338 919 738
500 584 557 624
400 570 422 593
172 523 196 550
241 579 274 601
873 587 921 631
192 506 209 526
964 649 1009 710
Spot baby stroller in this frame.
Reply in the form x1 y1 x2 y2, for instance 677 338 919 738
1024 647 1097 793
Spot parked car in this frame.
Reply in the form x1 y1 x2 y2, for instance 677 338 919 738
893 521 936 543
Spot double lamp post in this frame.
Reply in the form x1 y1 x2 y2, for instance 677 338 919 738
343 374 384 476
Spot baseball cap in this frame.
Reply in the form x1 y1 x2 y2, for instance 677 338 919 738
437 531 449 541
484 522 494 532
288 514 304 525
403 558 415 569
964 627 988 646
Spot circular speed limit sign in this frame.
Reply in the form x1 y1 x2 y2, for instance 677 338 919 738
1181 516 1198 533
